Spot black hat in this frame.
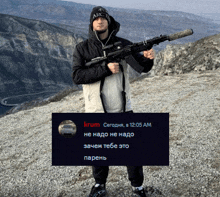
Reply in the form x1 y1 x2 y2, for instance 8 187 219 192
90 6 111 25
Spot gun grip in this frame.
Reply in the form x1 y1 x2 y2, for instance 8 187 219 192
125 55 145 74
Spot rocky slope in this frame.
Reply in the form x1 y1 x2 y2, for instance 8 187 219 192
0 13 85 99
152 33 220 75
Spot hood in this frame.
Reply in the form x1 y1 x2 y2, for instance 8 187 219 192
88 15 120 40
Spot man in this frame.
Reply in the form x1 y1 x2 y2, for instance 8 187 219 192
72 6 155 197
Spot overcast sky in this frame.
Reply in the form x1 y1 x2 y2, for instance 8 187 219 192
61 0 219 15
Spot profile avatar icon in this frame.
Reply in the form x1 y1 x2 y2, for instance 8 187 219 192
58 120 77 138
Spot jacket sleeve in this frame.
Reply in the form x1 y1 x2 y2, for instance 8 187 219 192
71 45 112 85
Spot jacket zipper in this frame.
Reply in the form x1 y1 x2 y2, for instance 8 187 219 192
94 30 115 57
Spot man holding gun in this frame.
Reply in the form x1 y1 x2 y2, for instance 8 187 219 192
72 6 155 197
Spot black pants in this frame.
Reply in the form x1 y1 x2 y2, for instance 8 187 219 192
92 110 143 187
92 166 144 187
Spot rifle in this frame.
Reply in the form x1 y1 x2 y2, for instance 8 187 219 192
85 29 194 73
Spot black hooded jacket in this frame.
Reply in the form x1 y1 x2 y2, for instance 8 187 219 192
71 15 154 85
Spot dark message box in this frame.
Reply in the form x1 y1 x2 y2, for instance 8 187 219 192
52 113 169 166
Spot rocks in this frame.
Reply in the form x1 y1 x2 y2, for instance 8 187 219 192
0 69 220 197
152 33 220 76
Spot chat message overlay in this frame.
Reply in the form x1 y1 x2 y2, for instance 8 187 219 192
52 113 169 166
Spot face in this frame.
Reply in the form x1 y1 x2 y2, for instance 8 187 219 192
93 17 108 31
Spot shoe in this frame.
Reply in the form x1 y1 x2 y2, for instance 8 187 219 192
88 184 107 197
133 188 147 197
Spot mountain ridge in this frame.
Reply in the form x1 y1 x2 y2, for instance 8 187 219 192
0 13 85 101
1 0 219 44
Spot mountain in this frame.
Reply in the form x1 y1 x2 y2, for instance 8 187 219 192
0 0 220 48
0 13 85 100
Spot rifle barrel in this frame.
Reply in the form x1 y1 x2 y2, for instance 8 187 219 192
168 29 193 41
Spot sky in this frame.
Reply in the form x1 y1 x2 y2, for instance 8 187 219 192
61 0 220 15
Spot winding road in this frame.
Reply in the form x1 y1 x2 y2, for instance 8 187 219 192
1 90 58 107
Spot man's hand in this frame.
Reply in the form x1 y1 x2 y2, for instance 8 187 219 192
143 49 155 60
108 62 120 74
